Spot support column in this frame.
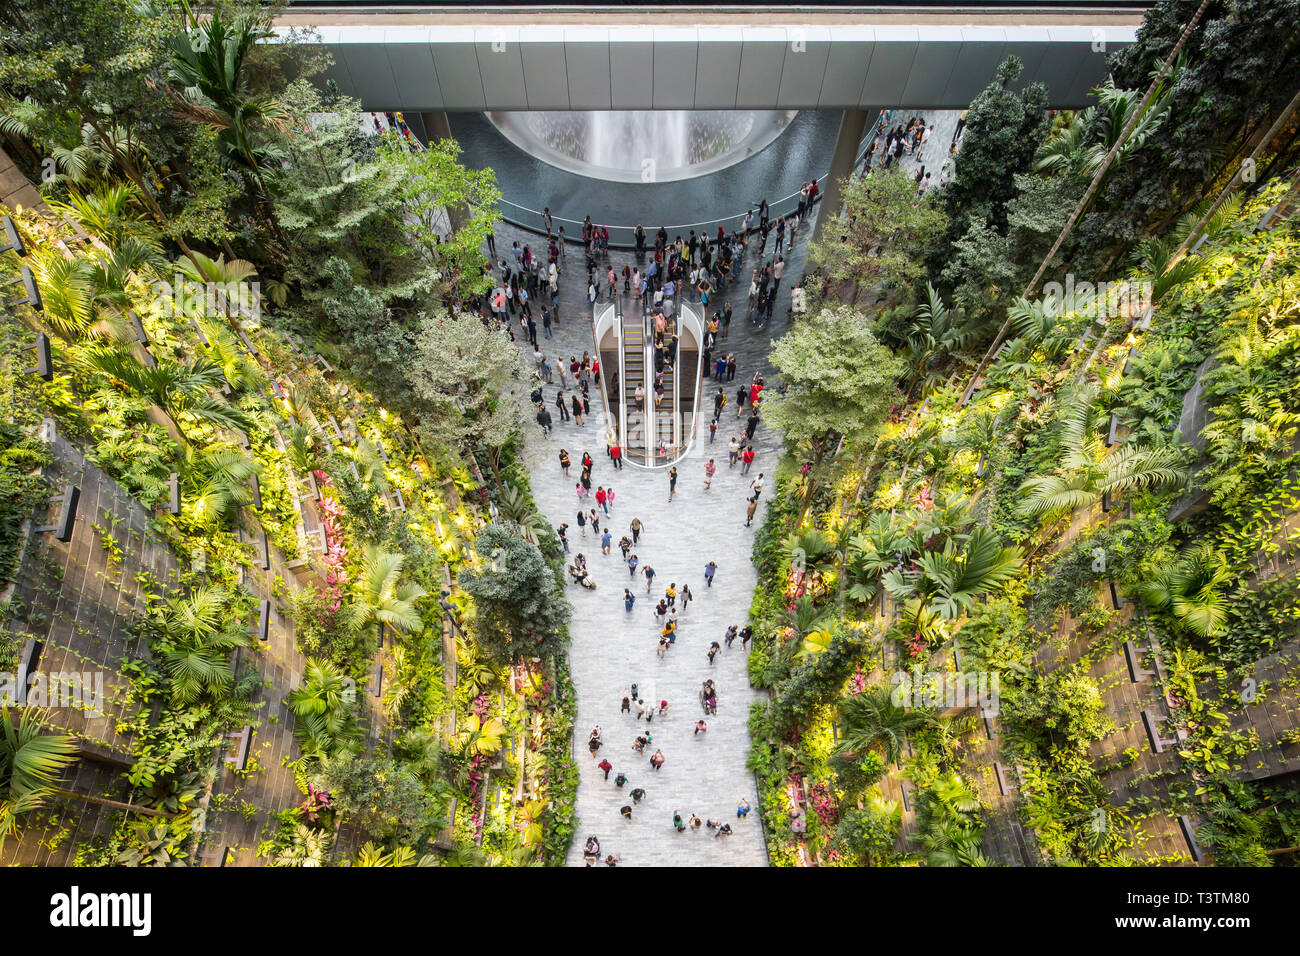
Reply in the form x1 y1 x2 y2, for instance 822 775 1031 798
420 110 453 145
811 108 870 247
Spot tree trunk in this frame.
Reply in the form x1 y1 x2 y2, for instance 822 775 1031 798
50 788 171 818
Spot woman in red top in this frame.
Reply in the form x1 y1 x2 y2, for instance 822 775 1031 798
595 486 608 514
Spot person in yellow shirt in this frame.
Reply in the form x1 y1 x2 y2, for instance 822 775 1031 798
665 583 677 607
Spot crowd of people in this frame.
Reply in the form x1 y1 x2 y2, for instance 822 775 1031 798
555 432 767 863
473 167 872 863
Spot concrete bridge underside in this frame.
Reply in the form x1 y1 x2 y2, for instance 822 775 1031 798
276 6 1142 111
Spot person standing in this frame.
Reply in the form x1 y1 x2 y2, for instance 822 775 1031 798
740 625 753 649
571 393 585 427
555 390 570 422
704 561 717 588
667 466 678 502
727 353 737 382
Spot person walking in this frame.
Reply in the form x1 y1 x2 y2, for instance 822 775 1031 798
559 449 571 476
624 588 635 612
725 624 738 648
736 384 747 417
630 517 643 544
650 749 665 771
667 466 678 502
571 393 585 427
728 436 741 468
610 441 622 469
557 523 570 554
745 496 758 528
704 458 716 490
740 624 753 649
704 561 717 587
596 486 608 515
576 509 587 537
708 642 721 665
601 529 612 555
536 405 552 436
598 758 613 780
644 563 656 594
749 473 765 500
742 445 756 474
680 583 693 611
627 552 639 577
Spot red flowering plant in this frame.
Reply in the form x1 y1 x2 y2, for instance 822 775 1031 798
299 784 332 823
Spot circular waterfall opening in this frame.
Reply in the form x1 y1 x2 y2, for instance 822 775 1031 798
486 110 799 183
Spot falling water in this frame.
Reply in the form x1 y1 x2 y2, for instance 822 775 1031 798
489 109 797 182
588 112 691 169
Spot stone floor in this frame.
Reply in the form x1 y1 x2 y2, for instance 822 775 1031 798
491 111 954 866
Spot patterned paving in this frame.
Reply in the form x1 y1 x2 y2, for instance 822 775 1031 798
490 110 957 866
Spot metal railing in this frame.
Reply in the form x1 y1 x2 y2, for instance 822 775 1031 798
489 110 887 249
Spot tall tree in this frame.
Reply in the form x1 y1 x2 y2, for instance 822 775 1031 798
807 167 947 310
761 305 906 465
459 524 571 668
941 56 1050 244
407 309 524 484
